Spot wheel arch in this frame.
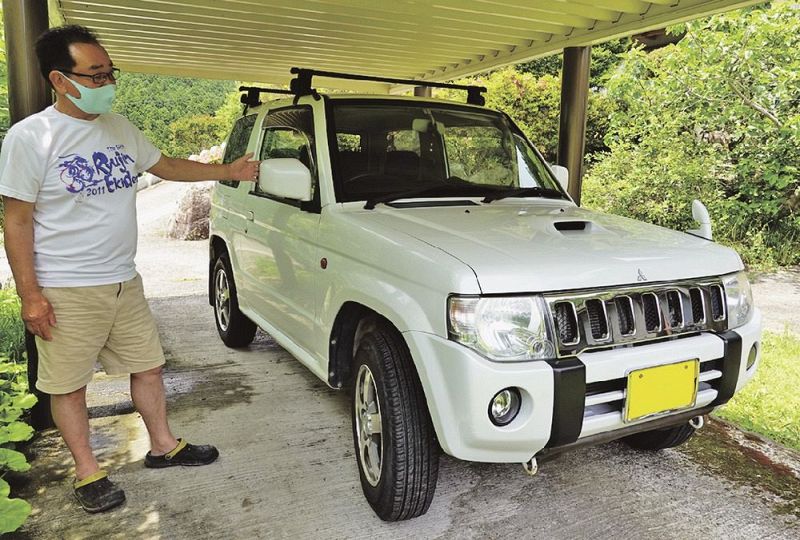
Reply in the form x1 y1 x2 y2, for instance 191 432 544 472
328 301 375 389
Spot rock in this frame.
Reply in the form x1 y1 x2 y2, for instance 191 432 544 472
167 183 213 240
136 172 162 192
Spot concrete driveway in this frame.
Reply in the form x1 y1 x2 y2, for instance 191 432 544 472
9 182 800 539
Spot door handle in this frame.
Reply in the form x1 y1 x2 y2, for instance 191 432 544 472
246 211 255 222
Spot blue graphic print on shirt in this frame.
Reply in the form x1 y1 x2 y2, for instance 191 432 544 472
57 145 137 196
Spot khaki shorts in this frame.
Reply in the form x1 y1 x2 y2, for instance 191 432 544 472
35 273 165 395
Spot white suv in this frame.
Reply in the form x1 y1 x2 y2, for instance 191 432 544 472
208 71 762 521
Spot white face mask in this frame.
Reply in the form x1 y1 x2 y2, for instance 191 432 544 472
61 73 116 114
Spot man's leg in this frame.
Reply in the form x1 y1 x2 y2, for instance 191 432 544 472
50 386 100 480
130 365 178 455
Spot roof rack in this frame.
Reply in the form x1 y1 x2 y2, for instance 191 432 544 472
239 85 295 110
288 67 487 106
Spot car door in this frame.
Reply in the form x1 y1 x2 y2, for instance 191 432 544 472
236 105 322 353
215 113 259 311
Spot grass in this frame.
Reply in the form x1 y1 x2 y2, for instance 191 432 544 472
714 331 800 451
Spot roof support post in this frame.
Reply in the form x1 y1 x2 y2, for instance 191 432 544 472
413 86 432 97
557 46 591 205
3 0 54 430
4 0 51 125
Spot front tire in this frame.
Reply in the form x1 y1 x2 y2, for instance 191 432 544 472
351 321 439 521
623 422 696 451
212 253 257 348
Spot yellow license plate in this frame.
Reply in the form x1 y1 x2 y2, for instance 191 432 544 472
624 359 699 422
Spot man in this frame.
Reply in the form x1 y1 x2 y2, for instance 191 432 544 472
0 25 258 513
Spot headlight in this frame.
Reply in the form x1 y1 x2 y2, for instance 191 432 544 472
723 271 754 329
448 295 556 361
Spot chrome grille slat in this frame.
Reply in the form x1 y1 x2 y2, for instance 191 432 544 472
545 280 728 357
709 285 725 321
614 296 636 336
554 301 580 346
689 287 705 325
642 292 661 332
666 290 684 329
585 299 610 342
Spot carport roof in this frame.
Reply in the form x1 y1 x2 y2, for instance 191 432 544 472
52 0 762 92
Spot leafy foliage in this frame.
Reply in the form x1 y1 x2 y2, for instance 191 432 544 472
0 5 8 140
112 73 235 157
518 38 631 86
168 114 228 159
0 288 35 534
435 68 614 163
583 3 800 267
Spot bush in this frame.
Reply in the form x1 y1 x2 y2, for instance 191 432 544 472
583 3 800 268
0 287 35 534
168 115 227 159
436 68 614 163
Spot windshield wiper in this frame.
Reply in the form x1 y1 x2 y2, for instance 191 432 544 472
482 186 567 204
364 184 459 210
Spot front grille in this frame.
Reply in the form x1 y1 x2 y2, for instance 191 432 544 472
545 279 728 357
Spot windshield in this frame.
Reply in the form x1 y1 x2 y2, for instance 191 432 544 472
330 102 567 204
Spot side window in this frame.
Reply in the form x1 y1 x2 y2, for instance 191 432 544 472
256 107 317 198
220 114 257 188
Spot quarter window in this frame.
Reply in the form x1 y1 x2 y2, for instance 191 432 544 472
220 114 257 188
256 107 317 200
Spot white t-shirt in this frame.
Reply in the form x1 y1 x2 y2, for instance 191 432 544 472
0 106 162 287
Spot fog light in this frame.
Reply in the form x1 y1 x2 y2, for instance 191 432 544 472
489 388 521 426
747 343 758 370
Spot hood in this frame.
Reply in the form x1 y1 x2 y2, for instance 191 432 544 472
350 201 742 294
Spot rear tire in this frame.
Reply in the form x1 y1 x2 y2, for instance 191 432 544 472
351 321 439 521
623 422 696 451
212 253 256 348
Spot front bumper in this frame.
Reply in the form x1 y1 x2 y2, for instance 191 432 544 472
404 308 762 463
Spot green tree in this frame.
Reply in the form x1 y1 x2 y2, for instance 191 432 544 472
517 39 631 85
437 68 613 163
168 114 227 158
112 73 234 157
583 2 800 267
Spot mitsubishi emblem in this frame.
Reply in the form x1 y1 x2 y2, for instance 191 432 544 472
637 268 648 282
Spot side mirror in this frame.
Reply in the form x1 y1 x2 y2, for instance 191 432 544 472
687 199 713 240
258 158 313 202
551 165 569 191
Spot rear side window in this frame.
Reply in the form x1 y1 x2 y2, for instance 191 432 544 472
220 114 257 188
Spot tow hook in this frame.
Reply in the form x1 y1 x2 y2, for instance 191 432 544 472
522 457 539 476
689 415 705 430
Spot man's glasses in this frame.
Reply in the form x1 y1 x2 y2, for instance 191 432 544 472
61 67 120 85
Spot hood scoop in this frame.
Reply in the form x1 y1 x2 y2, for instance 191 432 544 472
554 220 592 233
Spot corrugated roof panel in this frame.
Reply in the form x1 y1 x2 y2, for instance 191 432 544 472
54 0 763 90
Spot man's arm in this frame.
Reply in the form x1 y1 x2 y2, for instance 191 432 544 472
148 152 259 183
2 196 56 340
